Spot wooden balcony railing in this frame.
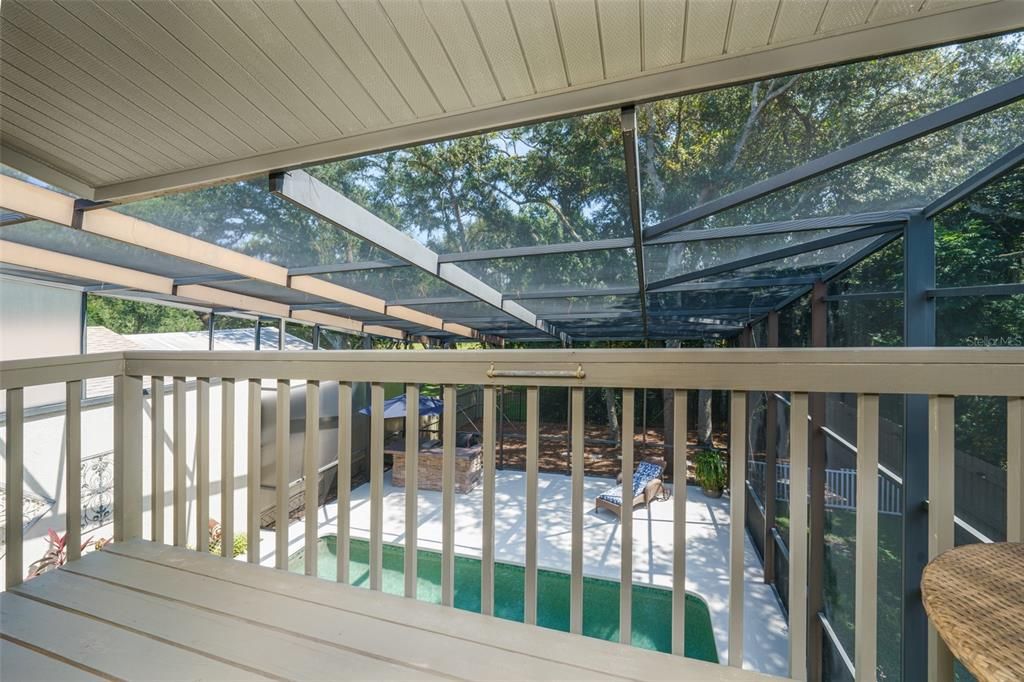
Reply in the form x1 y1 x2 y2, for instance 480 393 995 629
2 348 1022 681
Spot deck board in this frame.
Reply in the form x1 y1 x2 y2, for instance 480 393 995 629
3 541 783 681
0 639 101 681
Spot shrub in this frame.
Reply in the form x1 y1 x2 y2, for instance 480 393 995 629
694 449 727 492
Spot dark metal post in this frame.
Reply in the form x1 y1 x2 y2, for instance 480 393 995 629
808 281 828 681
620 107 648 339
207 313 215 351
312 324 321 350
254 318 262 351
903 213 935 681
764 311 780 583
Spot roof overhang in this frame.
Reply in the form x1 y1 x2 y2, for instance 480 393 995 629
1 0 1020 201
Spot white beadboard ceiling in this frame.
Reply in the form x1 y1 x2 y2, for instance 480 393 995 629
1 0 1020 200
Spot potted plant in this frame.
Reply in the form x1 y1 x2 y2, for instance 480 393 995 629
694 449 727 498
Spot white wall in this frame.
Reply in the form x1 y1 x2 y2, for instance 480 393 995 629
0 278 82 409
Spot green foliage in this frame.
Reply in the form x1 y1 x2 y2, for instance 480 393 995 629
88 296 205 335
693 449 727 492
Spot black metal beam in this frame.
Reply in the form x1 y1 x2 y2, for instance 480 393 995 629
924 143 1024 218
287 260 404 276
822 291 903 302
927 282 1024 298
645 209 915 245
621 107 649 338
902 213 935 682
647 223 901 291
644 77 1024 239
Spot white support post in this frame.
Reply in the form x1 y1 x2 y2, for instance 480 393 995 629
571 385 586 636
149 376 164 544
855 394 879 682
195 377 210 552
303 380 320 576
66 381 83 560
619 389 634 643
369 382 384 590
524 386 539 625
928 395 955 682
114 374 144 543
336 382 353 584
275 379 290 570
5 387 24 589
728 390 746 669
220 378 235 557
173 377 187 547
672 389 687 656
246 378 261 564
404 383 420 599
789 392 810 681
441 384 456 606
1008 396 1024 542
481 386 497 616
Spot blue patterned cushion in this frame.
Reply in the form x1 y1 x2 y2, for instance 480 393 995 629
598 461 663 506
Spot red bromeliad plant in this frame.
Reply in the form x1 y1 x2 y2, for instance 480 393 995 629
26 529 95 579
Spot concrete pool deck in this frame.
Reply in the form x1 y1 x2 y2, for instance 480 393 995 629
268 470 789 676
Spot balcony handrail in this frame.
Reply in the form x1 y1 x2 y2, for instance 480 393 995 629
3 347 1022 395
3 346 1021 682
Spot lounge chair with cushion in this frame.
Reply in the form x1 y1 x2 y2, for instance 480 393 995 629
595 458 667 518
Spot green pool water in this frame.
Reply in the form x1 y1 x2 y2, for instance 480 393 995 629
289 536 718 663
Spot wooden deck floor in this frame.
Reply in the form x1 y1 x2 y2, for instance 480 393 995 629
1 541 782 681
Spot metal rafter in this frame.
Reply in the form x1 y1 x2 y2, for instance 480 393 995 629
270 170 566 343
621 107 649 338
644 77 1024 239
647 222 902 291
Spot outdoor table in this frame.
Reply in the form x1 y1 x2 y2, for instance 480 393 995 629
921 542 1024 682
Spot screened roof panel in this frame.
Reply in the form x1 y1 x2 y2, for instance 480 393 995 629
648 286 800 312
516 294 641 317
637 33 1024 225
456 248 637 295
685 237 884 284
643 227 856 282
305 110 631 254
112 179 388 269
320 266 467 301
667 101 1024 234
1 220 231 279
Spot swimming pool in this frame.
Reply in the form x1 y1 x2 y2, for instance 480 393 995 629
289 536 718 663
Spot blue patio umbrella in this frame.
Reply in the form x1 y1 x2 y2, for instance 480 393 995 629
359 394 444 418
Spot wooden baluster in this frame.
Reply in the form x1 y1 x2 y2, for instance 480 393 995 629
196 377 210 552
1008 396 1023 542
672 389 687 656
855 394 879 682
114 374 143 542
66 381 82 560
404 383 420 598
337 381 352 584
524 386 539 624
369 382 384 590
246 378 261 564
275 379 290 570
618 389 634 643
481 386 497 616
149 376 164 544
728 390 747 669
789 392 810 681
172 377 187 547
303 380 320 576
441 384 456 605
928 395 955 682
5 387 24 589
220 378 235 558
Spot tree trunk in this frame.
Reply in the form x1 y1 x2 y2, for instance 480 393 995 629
604 388 620 444
697 389 713 446
697 341 714 446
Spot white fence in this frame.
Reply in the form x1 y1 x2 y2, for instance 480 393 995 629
749 460 903 516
